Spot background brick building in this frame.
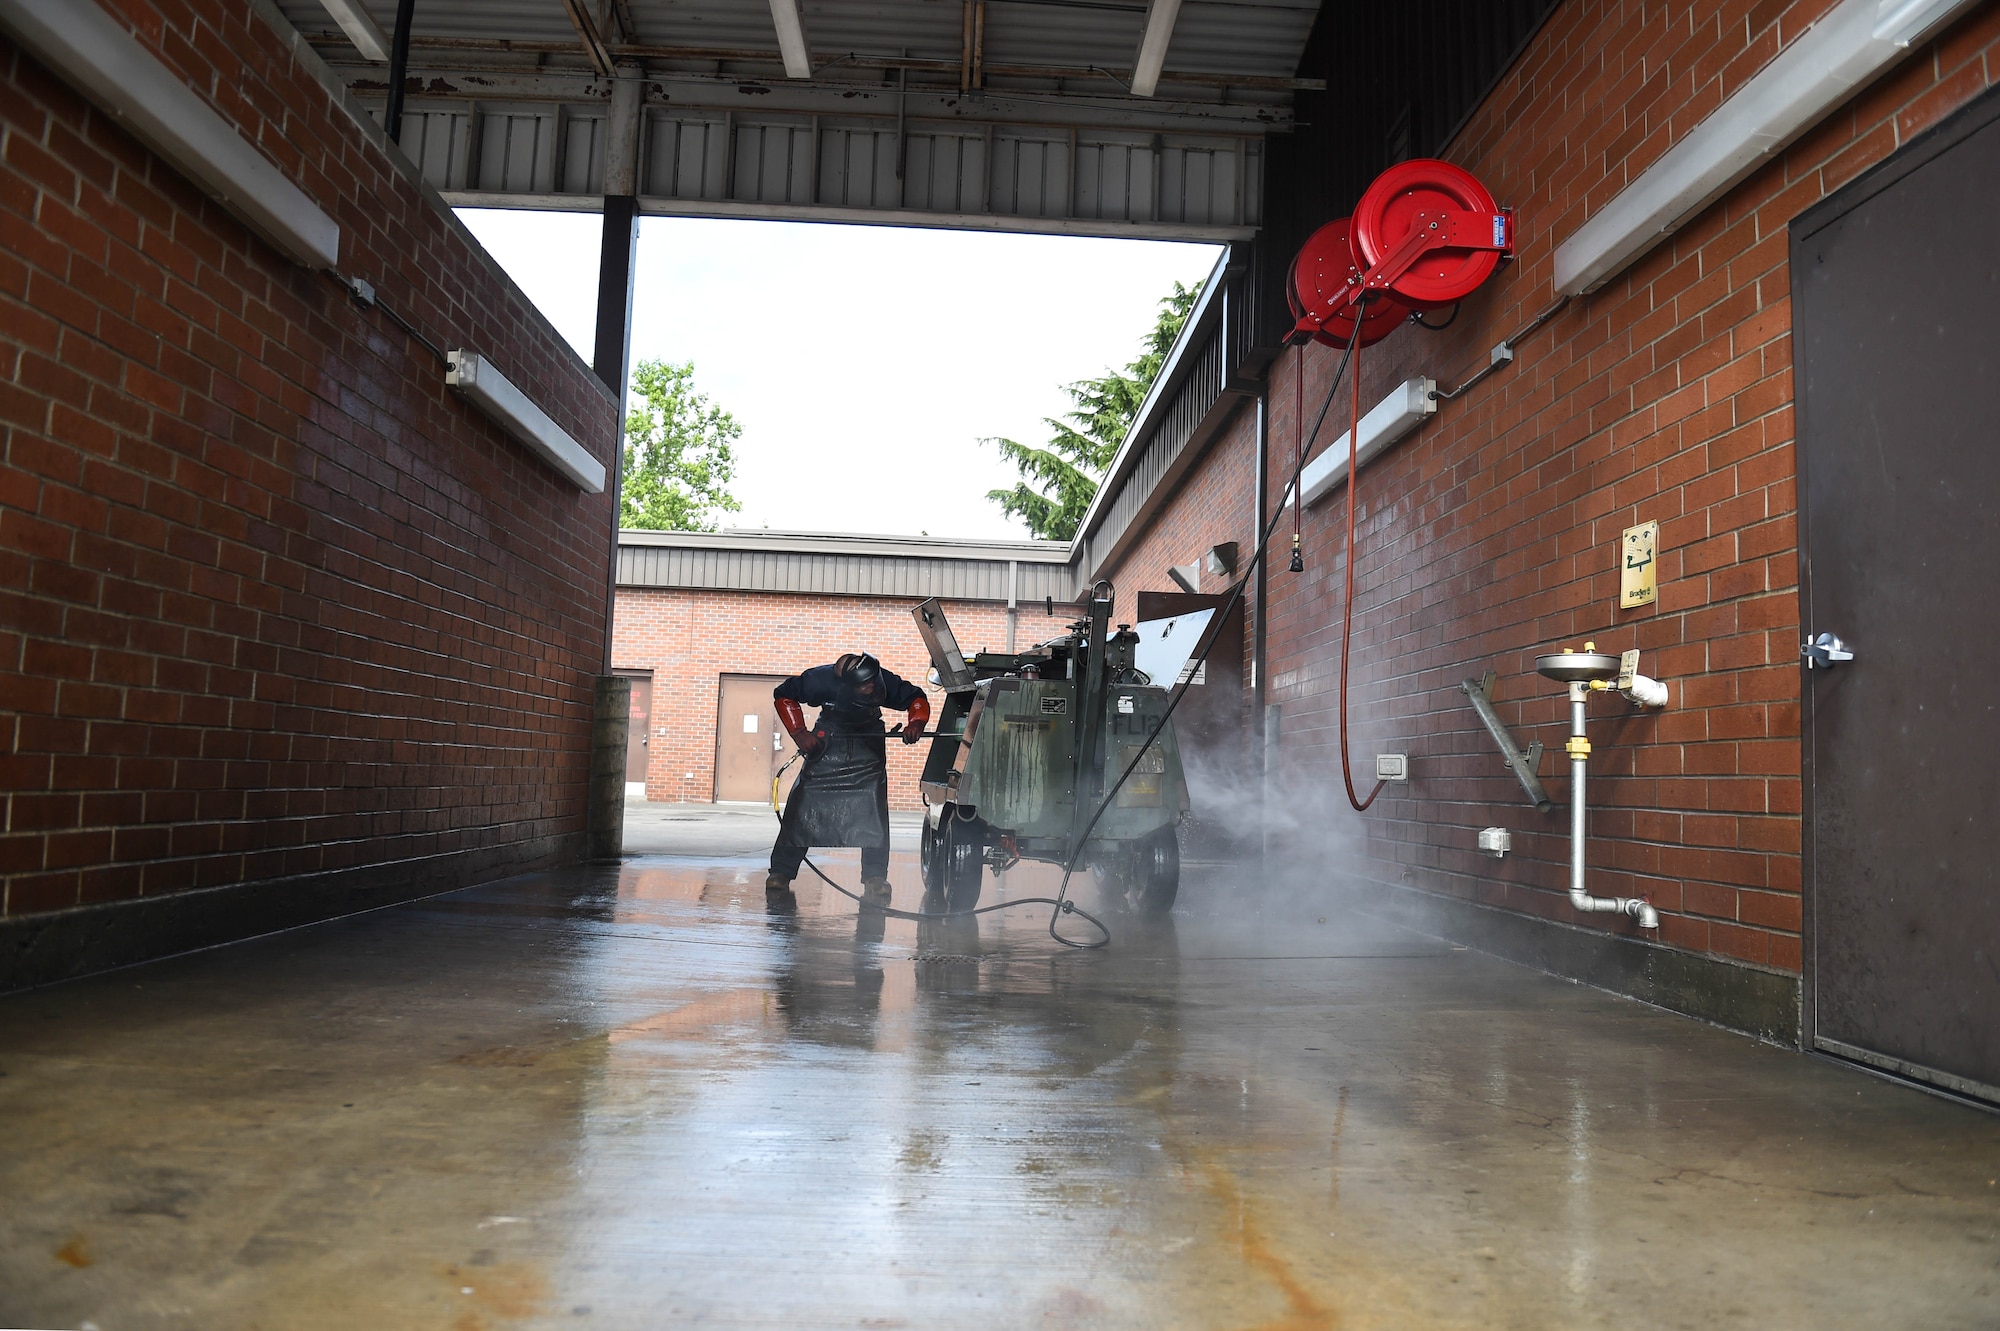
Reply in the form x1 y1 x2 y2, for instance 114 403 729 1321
612 530 1068 809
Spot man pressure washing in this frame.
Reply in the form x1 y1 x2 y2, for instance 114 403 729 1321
767 652 931 902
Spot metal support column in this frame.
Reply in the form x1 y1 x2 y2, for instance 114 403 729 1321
590 67 645 853
592 209 640 626
604 64 644 198
384 0 416 142
895 57 909 204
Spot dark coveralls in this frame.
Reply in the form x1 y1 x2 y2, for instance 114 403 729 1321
769 662 925 881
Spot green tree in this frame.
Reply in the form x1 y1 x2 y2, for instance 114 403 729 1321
619 358 743 531
984 280 1202 541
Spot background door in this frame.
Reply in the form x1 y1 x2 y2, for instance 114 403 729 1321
1794 90 2000 1103
618 671 653 799
714 674 795 804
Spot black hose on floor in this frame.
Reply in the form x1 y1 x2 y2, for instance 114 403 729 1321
768 754 1111 945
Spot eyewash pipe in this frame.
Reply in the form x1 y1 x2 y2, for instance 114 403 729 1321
1566 683 1660 929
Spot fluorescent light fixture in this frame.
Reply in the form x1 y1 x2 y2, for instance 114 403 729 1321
1553 0 1977 295
315 0 390 62
447 351 607 493
0 0 340 268
767 0 813 78
1130 0 1184 97
1300 377 1436 506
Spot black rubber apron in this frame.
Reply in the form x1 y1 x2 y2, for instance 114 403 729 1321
775 709 890 851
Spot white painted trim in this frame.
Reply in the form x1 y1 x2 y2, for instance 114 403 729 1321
1552 0 1979 296
767 0 813 79
446 351 606 493
314 0 389 62
1130 0 1185 98
1300 378 1438 506
0 0 341 268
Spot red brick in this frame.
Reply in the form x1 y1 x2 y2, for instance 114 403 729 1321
1234 0 2000 985
0 4 620 921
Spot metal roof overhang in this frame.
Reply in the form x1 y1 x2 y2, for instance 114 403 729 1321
618 527 1078 602
268 0 1321 241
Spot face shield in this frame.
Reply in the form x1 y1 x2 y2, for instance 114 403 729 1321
841 653 884 706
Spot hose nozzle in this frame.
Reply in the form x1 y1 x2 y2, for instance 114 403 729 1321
1287 532 1304 573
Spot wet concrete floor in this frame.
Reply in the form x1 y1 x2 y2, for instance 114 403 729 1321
4 806 1999 1329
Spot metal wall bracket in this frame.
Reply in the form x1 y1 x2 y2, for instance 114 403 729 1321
1460 671 1554 814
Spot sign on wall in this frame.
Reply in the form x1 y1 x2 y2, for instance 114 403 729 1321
1620 520 1659 610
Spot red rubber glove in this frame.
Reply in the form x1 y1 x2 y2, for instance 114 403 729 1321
776 697 820 755
902 694 930 745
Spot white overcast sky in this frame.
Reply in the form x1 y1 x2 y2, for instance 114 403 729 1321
455 211 1220 541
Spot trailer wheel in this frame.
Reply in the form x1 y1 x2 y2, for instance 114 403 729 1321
1133 828 1180 916
919 816 940 893
941 811 984 909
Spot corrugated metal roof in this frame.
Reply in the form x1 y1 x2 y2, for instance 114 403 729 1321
272 0 1319 111
618 528 1079 602
273 0 1309 234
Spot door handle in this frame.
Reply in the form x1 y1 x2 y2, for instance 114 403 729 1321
1803 632 1855 669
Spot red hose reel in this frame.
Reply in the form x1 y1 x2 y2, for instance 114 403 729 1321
1283 158 1515 813
1287 158 1513 344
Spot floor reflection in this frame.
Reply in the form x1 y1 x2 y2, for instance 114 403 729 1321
3 834 2000 1330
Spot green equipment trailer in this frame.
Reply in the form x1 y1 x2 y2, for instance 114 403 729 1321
910 587 1191 915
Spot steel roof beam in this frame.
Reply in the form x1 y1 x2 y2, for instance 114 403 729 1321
353 66 1287 133
766 0 813 78
1129 0 1183 97
313 0 389 61
299 31 1324 93
557 0 617 77
606 0 638 44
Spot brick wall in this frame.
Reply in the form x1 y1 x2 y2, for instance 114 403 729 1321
1252 0 2000 976
612 588 1015 808
1096 402 1261 605
0 2 618 927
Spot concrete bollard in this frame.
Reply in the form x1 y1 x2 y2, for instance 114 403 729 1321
586 675 632 863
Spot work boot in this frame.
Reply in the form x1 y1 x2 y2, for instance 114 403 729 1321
860 876 893 905
765 872 793 894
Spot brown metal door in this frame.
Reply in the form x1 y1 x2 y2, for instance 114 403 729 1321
714 674 789 803
1794 91 2000 1103
620 672 653 794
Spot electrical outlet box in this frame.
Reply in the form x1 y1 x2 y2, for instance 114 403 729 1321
1478 827 1511 857
1375 753 1409 782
